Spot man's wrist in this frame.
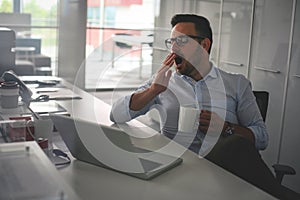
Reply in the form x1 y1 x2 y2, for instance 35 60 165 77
223 121 235 137
149 84 165 95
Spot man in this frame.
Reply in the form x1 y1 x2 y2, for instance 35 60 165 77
110 14 283 198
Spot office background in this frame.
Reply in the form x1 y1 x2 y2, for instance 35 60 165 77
1 0 299 194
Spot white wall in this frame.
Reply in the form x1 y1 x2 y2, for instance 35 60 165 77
58 0 87 89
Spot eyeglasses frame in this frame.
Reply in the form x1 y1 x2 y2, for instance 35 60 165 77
165 35 206 49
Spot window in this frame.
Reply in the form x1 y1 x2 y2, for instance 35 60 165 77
0 0 58 75
86 0 156 89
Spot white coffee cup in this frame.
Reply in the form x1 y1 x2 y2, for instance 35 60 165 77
0 81 19 109
27 118 54 155
178 105 200 133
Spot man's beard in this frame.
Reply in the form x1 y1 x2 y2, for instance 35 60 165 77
178 48 206 78
177 61 197 77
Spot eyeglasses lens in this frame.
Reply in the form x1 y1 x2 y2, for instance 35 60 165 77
165 36 189 49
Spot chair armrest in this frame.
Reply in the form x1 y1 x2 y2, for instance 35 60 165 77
272 164 296 184
272 164 296 175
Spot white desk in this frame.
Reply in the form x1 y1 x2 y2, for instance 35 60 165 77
112 35 153 79
17 76 276 200
0 141 79 200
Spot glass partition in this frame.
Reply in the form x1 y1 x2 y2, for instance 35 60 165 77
85 0 156 89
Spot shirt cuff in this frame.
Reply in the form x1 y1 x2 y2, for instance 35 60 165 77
248 126 268 150
110 95 133 123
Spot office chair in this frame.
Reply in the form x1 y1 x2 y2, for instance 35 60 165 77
253 91 269 122
147 33 154 47
253 92 300 198
114 33 133 49
253 91 298 196
111 33 133 69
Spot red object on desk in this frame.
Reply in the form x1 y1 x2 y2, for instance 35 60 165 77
8 116 48 150
9 116 34 141
37 138 48 149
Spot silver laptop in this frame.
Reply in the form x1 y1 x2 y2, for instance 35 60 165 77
50 115 183 180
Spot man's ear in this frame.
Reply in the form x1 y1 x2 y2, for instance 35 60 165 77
201 38 211 52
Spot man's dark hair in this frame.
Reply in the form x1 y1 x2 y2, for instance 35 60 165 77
171 14 213 54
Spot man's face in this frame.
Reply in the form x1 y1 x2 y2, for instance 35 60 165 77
170 22 209 77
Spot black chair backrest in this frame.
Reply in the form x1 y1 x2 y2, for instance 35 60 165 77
253 91 269 122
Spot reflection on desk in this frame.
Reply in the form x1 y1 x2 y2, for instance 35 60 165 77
0 141 79 200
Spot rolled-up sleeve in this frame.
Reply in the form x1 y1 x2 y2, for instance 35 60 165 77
110 76 158 123
248 124 268 150
236 76 269 150
110 94 133 123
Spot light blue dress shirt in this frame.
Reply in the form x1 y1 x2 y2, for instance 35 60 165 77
110 63 268 151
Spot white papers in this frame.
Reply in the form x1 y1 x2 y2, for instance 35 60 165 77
33 87 81 100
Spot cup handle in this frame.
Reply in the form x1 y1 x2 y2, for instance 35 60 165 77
26 120 35 140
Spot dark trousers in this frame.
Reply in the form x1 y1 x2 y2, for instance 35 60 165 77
203 135 284 199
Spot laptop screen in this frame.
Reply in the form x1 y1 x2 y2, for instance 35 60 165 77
51 114 183 180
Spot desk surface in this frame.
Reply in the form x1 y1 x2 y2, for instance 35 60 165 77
19 76 276 200
0 141 79 200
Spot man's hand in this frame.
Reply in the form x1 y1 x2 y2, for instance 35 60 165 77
129 53 175 111
199 110 255 143
199 110 225 135
150 53 176 94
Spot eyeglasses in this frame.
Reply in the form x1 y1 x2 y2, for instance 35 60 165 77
165 35 205 49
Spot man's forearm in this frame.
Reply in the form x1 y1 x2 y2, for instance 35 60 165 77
129 86 161 111
130 53 174 111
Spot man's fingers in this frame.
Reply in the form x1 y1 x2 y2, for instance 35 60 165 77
158 53 175 73
199 119 210 126
201 110 212 114
153 53 175 90
199 125 208 133
164 53 176 64
165 70 172 79
200 112 211 120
